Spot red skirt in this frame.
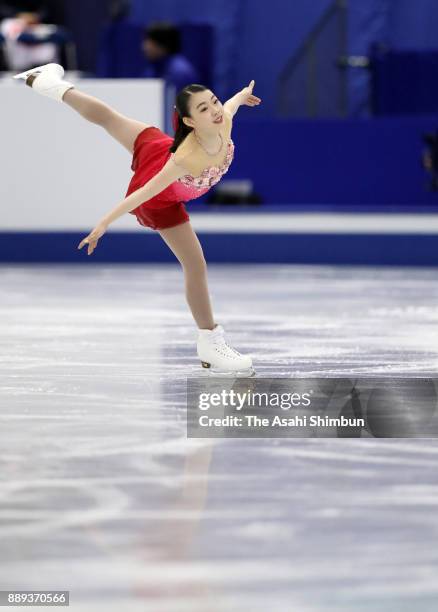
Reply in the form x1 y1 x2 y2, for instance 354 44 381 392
125 127 190 231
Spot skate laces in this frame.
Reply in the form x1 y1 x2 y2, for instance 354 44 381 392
212 330 242 357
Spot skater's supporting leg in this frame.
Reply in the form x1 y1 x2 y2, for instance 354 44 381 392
158 222 216 330
62 89 150 153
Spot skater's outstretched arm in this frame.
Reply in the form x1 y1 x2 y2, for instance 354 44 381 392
77 158 189 255
223 80 261 117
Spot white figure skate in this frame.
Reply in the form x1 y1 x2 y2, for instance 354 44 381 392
197 324 255 377
13 63 74 102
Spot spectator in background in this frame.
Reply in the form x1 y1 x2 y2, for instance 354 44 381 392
0 0 66 70
142 21 200 93
0 0 63 23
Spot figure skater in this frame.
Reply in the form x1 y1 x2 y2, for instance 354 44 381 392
13 63 262 376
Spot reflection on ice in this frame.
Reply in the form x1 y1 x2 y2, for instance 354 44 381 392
1 264 438 611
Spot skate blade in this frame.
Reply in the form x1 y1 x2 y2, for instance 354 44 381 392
13 63 59 80
200 363 256 378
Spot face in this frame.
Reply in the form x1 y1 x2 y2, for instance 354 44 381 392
183 90 224 131
143 38 168 61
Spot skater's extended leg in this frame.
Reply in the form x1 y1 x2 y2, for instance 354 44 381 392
158 222 216 330
20 68 149 153
62 89 150 153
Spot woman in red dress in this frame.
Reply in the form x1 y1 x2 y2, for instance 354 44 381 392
14 63 261 376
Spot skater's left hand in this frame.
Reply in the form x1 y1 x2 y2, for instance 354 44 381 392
77 221 108 255
240 80 262 107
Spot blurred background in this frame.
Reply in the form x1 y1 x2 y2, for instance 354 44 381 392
1 0 438 263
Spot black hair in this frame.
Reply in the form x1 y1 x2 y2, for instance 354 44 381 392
169 83 208 153
144 21 181 55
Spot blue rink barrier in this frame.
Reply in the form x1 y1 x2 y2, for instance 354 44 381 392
1 209 438 266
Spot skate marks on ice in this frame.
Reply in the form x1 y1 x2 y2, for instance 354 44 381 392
2 264 438 380
1 264 438 610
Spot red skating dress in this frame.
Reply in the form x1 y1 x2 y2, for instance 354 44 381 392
126 126 235 230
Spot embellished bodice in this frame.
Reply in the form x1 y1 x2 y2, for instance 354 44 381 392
126 117 235 212
169 139 235 200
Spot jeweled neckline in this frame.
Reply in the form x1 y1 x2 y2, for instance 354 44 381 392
194 131 223 156
186 140 234 180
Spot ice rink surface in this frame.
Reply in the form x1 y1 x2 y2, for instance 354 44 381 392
1 264 438 611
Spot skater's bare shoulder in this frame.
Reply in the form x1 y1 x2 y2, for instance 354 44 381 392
223 108 234 123
170 138 197 174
